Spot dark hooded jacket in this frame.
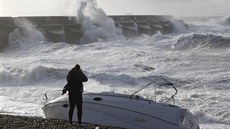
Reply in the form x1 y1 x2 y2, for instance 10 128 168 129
63 68 88 93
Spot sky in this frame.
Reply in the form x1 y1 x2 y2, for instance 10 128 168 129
0 0 229 17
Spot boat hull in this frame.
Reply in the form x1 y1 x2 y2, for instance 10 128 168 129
42 92 199 129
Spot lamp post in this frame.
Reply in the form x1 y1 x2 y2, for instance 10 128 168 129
229 0 230 16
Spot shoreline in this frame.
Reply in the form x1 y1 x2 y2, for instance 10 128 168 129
0 114 124 129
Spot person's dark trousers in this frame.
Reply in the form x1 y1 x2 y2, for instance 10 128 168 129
68 92 83 124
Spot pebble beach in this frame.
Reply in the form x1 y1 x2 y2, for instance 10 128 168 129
0 115 124 129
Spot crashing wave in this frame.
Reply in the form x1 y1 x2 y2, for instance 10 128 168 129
217 16 230 26
0 65 68 86
173 33 230 49
169 18 188 33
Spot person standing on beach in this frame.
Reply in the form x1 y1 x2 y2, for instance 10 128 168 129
62 64 88 125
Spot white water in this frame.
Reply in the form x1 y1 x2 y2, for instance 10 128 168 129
0 2 230 129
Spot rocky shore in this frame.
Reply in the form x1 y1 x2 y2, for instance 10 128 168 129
0 114 124 129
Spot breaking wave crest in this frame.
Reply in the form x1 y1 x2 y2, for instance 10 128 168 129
173 33 230 49
0 65 68 86
217 16 230 26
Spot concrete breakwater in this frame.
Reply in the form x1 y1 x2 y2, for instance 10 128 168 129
0 15 173 50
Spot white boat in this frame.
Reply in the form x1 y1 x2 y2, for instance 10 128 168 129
42 77 200 129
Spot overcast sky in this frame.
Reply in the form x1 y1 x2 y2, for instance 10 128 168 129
0 0 229 17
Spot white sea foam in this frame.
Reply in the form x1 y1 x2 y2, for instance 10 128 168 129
0 2 230 129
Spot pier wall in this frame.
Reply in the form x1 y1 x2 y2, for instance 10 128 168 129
0 15 173 50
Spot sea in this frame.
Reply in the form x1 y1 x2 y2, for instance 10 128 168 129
0 4 230 129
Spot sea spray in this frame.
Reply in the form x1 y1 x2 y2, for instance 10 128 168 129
6 18 47 51
74 0 123 43
13 18 46 41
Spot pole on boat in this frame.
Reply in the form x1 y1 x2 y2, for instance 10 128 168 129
160 77 178 105
130 81 155 99
130 76 178 105
43 93 48 100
